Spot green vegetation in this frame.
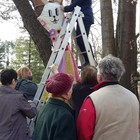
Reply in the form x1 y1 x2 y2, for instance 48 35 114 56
0 37 45 83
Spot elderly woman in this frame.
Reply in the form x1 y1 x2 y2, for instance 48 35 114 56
33 72 77 140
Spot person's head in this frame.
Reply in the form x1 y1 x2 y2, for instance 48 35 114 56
17 66 32 80
45 72 74 100
80 65 98 85
97 54 125 82
0 69 17 88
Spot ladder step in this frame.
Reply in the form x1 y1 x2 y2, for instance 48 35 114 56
53 49 60 53
53 47 65 53
60 33 66 38
73 34 82 39
78 50 92 55
78 51 87 55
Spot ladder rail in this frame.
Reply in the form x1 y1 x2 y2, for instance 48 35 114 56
28 11 73 131
28 6 97 133
52 6 81 67
33 13 71 105
33 6 81 106
77 16 97 66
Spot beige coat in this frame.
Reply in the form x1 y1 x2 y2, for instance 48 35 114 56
90 84 139 140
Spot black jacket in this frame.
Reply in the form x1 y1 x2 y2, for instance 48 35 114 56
72 83 94 118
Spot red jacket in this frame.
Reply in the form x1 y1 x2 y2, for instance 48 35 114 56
76 97 95 140
76 81 119 140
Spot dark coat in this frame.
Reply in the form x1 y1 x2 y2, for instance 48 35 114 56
34 98 77 140
64 0 94 23
16 78 38 100
72 83 94 118
0 85 37 140
64 0 94 63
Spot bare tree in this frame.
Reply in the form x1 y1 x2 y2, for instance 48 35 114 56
116 0 138 96
100 0 138 96
100 0 115 57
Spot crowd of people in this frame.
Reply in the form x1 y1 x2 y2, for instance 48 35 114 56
0 0 139 140
0 54 139 140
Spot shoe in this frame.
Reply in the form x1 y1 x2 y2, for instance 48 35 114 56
78 63 89 69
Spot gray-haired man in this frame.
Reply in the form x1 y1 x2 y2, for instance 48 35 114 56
77 54 139 140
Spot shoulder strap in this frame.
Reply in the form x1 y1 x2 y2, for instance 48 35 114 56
15 79 26 90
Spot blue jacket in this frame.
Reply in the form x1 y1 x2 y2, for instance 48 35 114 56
15 78 38 100
64 0 94 23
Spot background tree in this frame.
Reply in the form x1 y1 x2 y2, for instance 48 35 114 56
10 37 45 83
89 0 102 61
0 40 5 70
0 1 17 20
100 0 115 57
0 40 14 69
116 0 138 95
100 0 139 97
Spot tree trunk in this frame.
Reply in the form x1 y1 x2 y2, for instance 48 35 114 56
116 0 138 97
12 0 52 66
100 0 115 57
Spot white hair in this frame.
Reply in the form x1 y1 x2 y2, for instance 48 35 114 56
97 54 125 81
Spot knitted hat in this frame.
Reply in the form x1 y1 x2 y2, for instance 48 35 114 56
45 72 74 96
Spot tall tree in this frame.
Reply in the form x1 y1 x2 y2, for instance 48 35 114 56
0 40 5 69
0 40 14 69
100 0 138 96
116 0 138 95
100 0 115 57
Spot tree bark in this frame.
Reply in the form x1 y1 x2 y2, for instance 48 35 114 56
100 0 115 57
116 0 138 97
12 0 52 66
